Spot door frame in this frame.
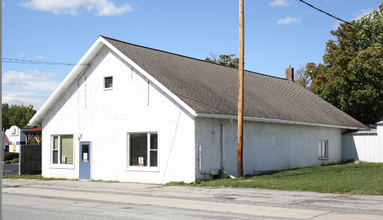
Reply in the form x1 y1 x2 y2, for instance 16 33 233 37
79 141 91 180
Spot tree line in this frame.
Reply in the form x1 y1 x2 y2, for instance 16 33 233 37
297 2 383 124
2 104 36 131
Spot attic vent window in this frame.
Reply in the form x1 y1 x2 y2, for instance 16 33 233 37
104 76 113 89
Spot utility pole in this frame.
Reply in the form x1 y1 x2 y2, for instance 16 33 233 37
1 2 3 217
237 0 244 178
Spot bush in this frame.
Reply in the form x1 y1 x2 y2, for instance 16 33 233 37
4 160 11 164
12 158 19 164
4 152 19 161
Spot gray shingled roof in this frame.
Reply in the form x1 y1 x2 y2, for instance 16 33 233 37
104 36 366 129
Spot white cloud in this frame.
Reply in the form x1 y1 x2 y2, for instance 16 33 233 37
2 3 4 7
332 8 375 30
3 70 60 91
19 52 26 56
353 8 375 20
332 21 341 30
36 55 44 59
18 0 134 16
2 91 48 110
277 17 300 24
269 0 292 7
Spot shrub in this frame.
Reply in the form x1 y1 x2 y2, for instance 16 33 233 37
4 152 19 161
12 158 19 164
195 178 202 184
4 160 11 164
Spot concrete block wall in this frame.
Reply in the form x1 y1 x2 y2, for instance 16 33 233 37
195 118 342 178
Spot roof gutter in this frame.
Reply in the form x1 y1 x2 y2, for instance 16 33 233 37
194 113 367 130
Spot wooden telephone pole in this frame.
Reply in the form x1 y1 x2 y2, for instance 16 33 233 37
237 0 244 178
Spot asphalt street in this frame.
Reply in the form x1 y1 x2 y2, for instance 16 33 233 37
2 179 383 219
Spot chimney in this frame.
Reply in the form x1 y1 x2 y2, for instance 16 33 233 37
286 65 294 81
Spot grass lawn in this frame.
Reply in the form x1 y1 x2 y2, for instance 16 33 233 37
2 174 67 181
167 162 383 195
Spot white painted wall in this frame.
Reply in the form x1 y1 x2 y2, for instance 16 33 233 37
42 46 196 184
195 118 343 179
342 123 383 162
40 44 350 183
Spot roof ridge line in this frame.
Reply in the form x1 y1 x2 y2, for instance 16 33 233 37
100 35 288 82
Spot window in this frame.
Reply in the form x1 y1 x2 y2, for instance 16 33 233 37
10 126 18 136
104 76 113 89
318 140 328 159
129 133 158 167
52 135 73 164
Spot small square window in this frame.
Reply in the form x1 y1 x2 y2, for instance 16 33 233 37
318 140 328 159
104 77 113 89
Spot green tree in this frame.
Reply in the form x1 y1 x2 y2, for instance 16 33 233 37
205 53 239 68
305 3 383 124
2 104 37 131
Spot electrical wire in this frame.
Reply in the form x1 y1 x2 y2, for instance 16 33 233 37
2 58 89 66
298 0 377 35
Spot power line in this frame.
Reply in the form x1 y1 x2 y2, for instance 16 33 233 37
2 58 89 66
298 0 376 35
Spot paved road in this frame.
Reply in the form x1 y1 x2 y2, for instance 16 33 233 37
2 164 19 176
3 194 270 220
2 179 383 219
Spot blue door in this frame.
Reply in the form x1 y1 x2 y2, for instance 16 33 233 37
79 142 90 180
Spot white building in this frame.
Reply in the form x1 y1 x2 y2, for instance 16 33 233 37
342 121 383 162
5 125 27 153
29 36 366 184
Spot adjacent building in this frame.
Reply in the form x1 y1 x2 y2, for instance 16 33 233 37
5 125 27 153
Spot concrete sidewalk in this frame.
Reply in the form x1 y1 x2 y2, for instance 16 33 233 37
3 179 383 219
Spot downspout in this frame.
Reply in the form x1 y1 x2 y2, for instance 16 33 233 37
221 119 236 179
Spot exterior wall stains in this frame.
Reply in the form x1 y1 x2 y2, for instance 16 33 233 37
42 46 195 184
195 117 342 178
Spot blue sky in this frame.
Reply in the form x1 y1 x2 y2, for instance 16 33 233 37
2 0 382 110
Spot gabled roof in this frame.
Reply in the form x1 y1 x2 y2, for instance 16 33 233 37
30 36 366 130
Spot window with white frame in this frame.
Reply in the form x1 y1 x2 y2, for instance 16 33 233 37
318 140 328 159
52 135 74 164
129 133 158 167
104 76 113 89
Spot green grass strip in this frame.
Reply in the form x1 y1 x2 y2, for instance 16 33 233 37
166 163 383 195
2 174 66 181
